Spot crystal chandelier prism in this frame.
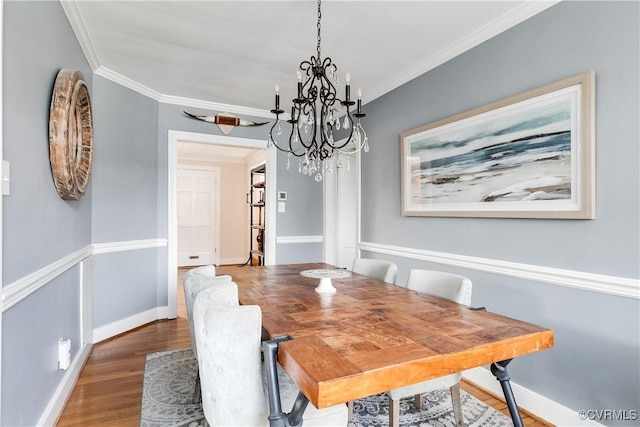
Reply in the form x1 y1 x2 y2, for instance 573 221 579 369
268 0 368 182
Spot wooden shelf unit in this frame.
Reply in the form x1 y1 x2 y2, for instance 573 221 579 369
245 164 266 266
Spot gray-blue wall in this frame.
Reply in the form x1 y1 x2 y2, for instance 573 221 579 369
274 135 324 263
3 1 92 284
91 76 160 328
0 1 326 424
2 1 91 425
361 1 639 422
5 0 637 425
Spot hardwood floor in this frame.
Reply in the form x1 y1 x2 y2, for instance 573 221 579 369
56 268 552 426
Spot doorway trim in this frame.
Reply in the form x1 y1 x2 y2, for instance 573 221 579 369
167 130 276 319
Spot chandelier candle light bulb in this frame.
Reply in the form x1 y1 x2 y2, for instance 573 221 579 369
267 0 367 182
346 72 351 101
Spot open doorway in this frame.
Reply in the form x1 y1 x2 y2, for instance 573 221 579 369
167 130 276 319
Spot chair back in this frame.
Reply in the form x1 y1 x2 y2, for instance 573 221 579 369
352 258 398 284
184 273 233 358
187 264 217 277
406 269 472 305
193 282 268 426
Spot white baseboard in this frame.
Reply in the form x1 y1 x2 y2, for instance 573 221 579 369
219 257 246 265
93 306 168 343
463 367 605 427
37 343 92 427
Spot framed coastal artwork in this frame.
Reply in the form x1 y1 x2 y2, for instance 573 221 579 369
400 71 595 219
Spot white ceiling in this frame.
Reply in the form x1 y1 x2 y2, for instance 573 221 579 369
64 0 558 160
64 0 558 120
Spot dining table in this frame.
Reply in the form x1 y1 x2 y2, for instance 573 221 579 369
218 263 554 427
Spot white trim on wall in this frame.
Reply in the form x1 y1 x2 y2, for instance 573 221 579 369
92 238 167 255
160 94 273 119
1 246 93 312
59 0 100 70
366 1 560 103
0 1 4 419
36 343 92 427
92 306 167 343
2 239 168 315
220 257 247 265
276 235 324 244
359 241 639 299
61 0 558 119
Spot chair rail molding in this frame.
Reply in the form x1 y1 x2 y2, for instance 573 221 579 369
276 235 324 244
92 238 167 254
2 239 169 313
359 241 639 299
1 245 93 312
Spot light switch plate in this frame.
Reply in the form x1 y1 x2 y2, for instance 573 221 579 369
2 160 9 196
278 202 285 213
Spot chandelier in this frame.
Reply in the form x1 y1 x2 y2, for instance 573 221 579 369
268 0 368 182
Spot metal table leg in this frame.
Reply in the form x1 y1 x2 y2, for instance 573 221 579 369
262 336 309 427
490 359 524 427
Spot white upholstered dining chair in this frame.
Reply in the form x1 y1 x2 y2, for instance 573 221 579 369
187 264 217 277
183 267 233 402
193 282 348 426
351 258 398 285
386 269 473 427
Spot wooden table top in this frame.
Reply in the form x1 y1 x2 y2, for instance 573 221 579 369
218 263 554 409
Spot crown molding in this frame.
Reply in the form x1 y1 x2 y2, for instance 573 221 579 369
365 0 561 104
66 0 559 116
60 0 100 70
94 66 163 101
94 66 276 118
159 94 274 119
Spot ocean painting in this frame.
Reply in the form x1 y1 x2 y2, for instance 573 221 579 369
401 76 595 218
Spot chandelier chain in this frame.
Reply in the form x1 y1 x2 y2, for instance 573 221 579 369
317 0 322 60
268 0 368 182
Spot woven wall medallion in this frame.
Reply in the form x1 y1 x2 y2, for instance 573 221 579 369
49 69 94 200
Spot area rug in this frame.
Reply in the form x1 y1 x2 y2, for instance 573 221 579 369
140 348 511 427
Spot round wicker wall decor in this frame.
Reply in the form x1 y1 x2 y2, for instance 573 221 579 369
49 69 94 200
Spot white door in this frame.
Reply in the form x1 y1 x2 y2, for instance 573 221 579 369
177 166 220 267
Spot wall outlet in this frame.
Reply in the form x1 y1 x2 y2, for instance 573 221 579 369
58 338 71 370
